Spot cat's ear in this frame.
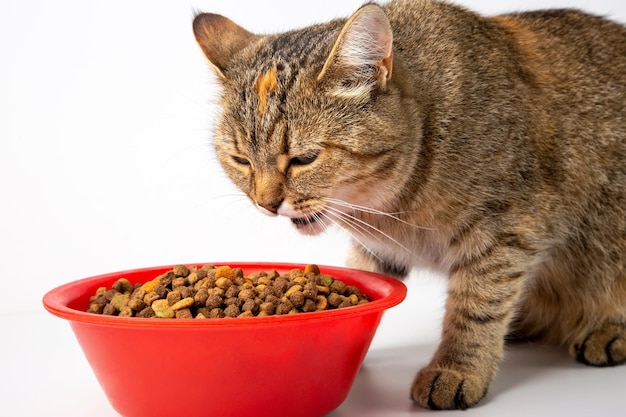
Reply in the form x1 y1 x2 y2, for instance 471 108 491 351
193 13 259 79
317 4 393 100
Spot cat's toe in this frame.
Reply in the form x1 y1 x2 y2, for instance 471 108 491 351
410 367 488 410
570 323 626 367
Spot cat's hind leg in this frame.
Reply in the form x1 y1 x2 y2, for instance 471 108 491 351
570 322 626 367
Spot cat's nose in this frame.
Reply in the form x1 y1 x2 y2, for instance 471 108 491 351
259 200 282 215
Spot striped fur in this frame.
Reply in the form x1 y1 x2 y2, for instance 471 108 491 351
194 0 626 409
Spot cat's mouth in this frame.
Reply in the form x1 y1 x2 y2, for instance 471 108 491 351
289 212 325 235
263 200 327 235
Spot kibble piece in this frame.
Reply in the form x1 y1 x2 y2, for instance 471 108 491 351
338 298 353 309
304 264 320 275
215 277 232 290
102 303 117 316
273 278 289 294
276 299 294 315
157 271 175 286
346 285 363 298
289 291 305 308
302 282 318 300
215 265 236 281
264 294 279 306
196 307 211 318
110 293 129 310
179 286 195 299
93 286 108 298
223 297 243 308
238 288 256 300
131 287 146 300
143 291 161 307
224 304 240 318
317 274 334 287
154 284 168 299
136 306 156 318
152 299 174 318
284 284 303 298
105 289 117 302
167 290 182 306
112 278 133 293
257 285 276 301
241 298 259 314
316 285 330 295
330 279 347 295
128 297 146 312
205 294 223 310
207 287 225 298
194 277 207 290
194 287 209 306
315 295 328 310
302 298 317 313
187 272 200 286
289 268 304 279
172 277 187 289
225 285 240 298
257 276 272 286
175 308 193 319
90 294 108 307
140 279 159 293
259 302 275 315
173 264 190 277
349 294 359 305
171 297 194 311
293 277 307 286
328 292 343 307
87 301 106 314
119 306 134 317
209 308 225 318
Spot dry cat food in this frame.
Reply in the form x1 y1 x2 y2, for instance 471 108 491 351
86 264 370 319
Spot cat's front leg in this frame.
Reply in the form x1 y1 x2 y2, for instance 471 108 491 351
346 241 410 280
411 246 527 409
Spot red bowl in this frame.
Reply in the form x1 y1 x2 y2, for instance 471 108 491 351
43 263 406 417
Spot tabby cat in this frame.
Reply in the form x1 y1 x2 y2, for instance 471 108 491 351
192 0 626 409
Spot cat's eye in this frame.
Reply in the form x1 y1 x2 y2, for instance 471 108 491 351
289 152 319 167
232 155 251 166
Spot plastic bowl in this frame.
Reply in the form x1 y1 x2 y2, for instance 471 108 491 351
43 263 406 417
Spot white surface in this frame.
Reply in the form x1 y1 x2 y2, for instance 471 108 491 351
4 277 626 417
2 0 626 415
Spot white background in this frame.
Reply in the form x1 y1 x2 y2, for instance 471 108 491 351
2 1 626 416
2 0 626 315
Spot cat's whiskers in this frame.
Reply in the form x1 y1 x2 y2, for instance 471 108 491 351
322 197 434 231
191 192 250 211
315 209 389 265
322 204 415 257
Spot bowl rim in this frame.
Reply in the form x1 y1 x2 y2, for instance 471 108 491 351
42 262 407 328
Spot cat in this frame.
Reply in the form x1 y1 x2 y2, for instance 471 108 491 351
192 0 626 410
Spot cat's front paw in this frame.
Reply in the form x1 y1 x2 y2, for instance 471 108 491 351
410 367 489 410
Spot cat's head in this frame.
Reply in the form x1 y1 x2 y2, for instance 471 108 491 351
193 4 417 235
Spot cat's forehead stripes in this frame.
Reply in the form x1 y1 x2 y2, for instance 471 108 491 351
256 66 278 114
